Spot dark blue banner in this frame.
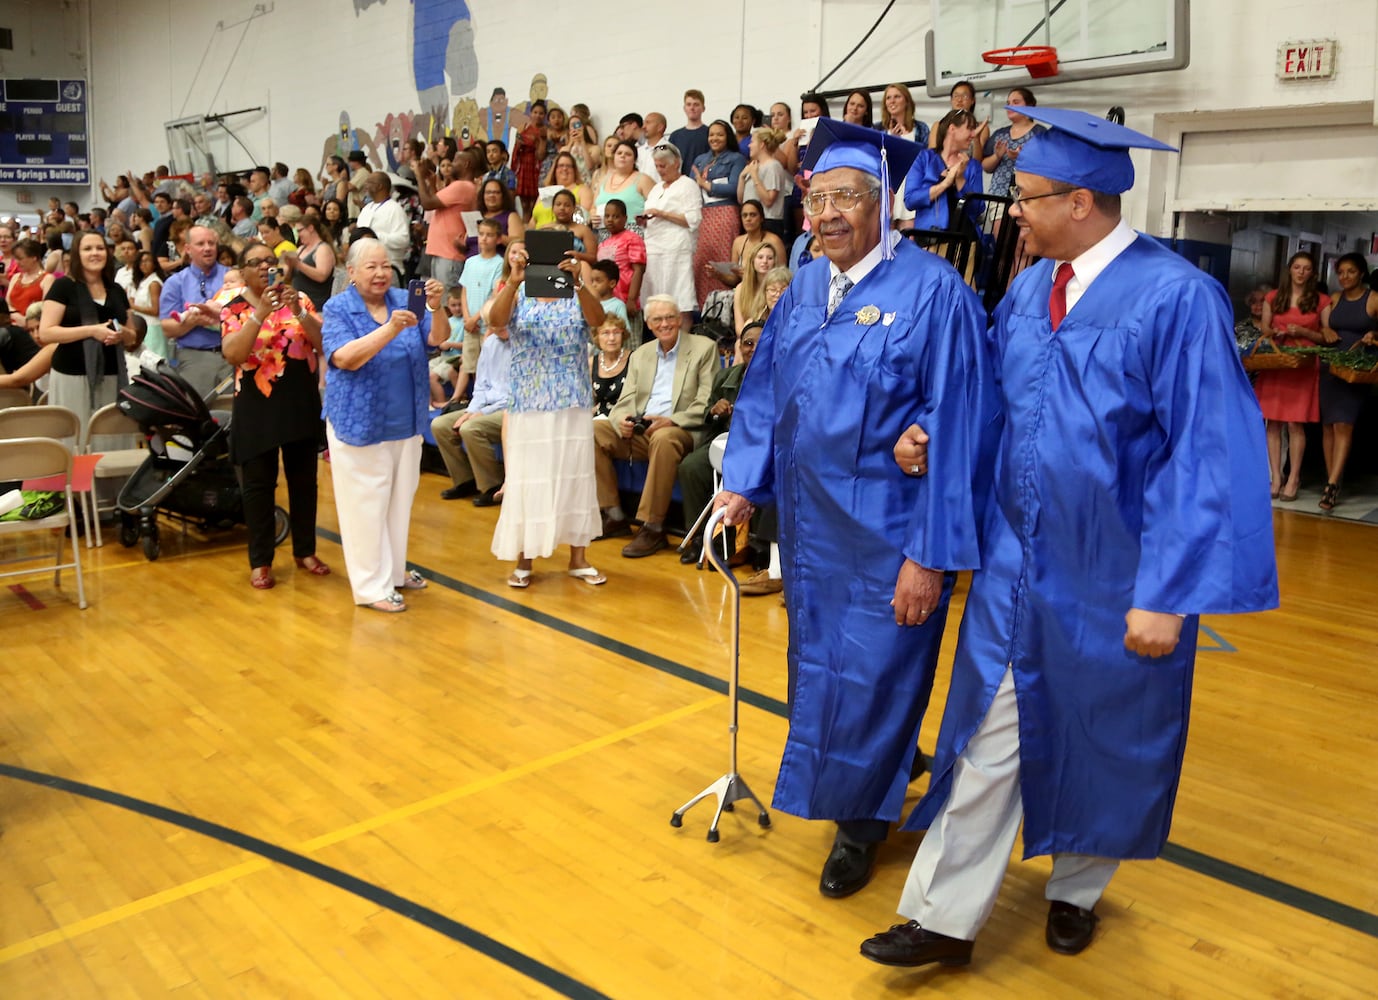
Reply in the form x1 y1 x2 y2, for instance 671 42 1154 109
0 78 90 185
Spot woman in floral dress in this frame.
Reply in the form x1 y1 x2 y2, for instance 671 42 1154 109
219 244 328 589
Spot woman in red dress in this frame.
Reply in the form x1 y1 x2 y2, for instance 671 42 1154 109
1255 251 1333 501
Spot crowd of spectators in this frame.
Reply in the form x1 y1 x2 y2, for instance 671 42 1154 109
2 81 1372 595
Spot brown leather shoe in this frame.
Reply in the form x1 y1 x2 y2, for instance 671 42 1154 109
740 569 783 596
1046 900 1098 955
597 515 631 540
621 525 667 558
860 920 973 968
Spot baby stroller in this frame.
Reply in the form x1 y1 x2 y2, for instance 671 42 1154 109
115 363 287 561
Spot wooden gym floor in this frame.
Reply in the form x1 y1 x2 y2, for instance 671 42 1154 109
0 464 1375 998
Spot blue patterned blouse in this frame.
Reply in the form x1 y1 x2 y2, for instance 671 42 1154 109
321 285 433 446
507 286 593 414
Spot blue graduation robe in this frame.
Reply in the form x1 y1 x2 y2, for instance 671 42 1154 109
903 236 1279 857
723 238 999 822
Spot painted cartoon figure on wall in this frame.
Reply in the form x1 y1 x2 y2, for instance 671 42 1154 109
351 0 477 121
452 98 483 148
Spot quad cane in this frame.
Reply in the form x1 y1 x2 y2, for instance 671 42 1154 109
670 507 772 842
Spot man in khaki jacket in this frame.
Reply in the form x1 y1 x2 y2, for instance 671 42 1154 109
594 294 718 557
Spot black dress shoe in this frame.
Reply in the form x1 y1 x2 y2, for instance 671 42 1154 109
860 921 973 968
440 481 478 500
679 540 703 564
819 840 879 898
1046 900 1098 955
909 747 929 781
472 486 501 507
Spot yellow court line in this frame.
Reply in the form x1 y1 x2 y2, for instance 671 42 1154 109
0 694 724 965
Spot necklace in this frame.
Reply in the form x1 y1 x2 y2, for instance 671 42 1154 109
598 349 626 374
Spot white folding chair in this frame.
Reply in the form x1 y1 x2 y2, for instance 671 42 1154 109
0 437 88 609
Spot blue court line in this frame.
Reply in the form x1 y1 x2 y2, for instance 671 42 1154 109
0 763 612 999
1197 624 1236 652
370 532 1378 941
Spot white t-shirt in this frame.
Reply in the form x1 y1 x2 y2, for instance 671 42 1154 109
742 159 794 221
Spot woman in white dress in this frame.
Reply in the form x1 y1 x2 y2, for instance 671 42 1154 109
642 144 702 331
486 250 607 589
128 251 169 358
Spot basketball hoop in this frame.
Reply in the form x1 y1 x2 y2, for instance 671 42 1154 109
982 45 1060 78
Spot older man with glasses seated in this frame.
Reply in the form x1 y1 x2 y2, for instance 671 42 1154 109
593 293 717 557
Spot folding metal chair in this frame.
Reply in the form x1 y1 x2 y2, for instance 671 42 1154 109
0 437 88 609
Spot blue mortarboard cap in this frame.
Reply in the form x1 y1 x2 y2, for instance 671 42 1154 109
801 119 924 260
1012 107 1178 194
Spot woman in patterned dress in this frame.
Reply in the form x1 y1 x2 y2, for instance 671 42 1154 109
220 244 328 590
486 248 607 588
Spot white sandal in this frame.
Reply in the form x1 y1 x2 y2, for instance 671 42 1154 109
568 566 607 586
508 568 533 588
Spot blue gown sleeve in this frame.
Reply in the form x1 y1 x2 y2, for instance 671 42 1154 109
902 151 942 212
1132 278 1280 614
721 284 788 505
902 271 1001 571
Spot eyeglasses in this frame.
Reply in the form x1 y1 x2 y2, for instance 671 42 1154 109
802 187 879 215
243 256 275 268
647 314 679 326
1008 184 1076 207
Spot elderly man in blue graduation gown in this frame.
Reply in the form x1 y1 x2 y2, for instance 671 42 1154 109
715 120 1000 899
861 108 1279 972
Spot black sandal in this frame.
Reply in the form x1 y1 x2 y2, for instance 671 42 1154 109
1319 483 1339 510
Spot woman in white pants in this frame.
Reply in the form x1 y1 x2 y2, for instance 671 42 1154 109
321 239 445 612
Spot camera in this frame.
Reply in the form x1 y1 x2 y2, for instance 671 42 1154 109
631 415 653 436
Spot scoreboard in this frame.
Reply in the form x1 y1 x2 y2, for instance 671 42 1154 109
0 78 90 185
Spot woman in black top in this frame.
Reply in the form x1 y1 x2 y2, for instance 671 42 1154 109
590 314 630 417
38 230 134 431
219 244 328 589
283 215 337 311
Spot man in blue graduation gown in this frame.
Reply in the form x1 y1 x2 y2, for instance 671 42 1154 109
715 120 1000 898
862 108 1279 970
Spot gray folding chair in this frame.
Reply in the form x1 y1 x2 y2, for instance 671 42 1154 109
0 406 93 545
83 403 147 548
0 437 88 609
0 387 35 409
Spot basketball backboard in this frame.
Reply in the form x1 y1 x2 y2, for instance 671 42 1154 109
924 0 1189 98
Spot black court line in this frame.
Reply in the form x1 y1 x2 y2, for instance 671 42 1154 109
0 763 613 1000
374 532 1378 942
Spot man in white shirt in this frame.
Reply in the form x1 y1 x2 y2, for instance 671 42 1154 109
356 173 412 283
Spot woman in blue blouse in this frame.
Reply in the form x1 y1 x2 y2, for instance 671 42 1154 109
903 109 984 235
321 239 446 612
486 252 607 589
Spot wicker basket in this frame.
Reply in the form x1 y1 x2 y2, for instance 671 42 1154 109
1242 346 1303 372
1327 364 1378 384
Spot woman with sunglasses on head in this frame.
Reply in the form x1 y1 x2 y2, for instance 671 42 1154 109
903 109 984 235
219 244 328 590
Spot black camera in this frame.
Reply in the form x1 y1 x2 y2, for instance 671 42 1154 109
631 415 653 436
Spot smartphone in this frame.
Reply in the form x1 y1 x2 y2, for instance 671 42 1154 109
266 266 282 287
407 279 427 316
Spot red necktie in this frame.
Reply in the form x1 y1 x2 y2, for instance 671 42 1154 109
1049 262 1074 331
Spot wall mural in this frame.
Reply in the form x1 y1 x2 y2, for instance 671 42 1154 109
314 0 557 181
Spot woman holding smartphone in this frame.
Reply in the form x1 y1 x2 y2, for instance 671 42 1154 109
220 245 328 590
38 230 135 431
320 239 446 612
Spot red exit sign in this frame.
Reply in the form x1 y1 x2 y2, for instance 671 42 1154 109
1276 39 1337 80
